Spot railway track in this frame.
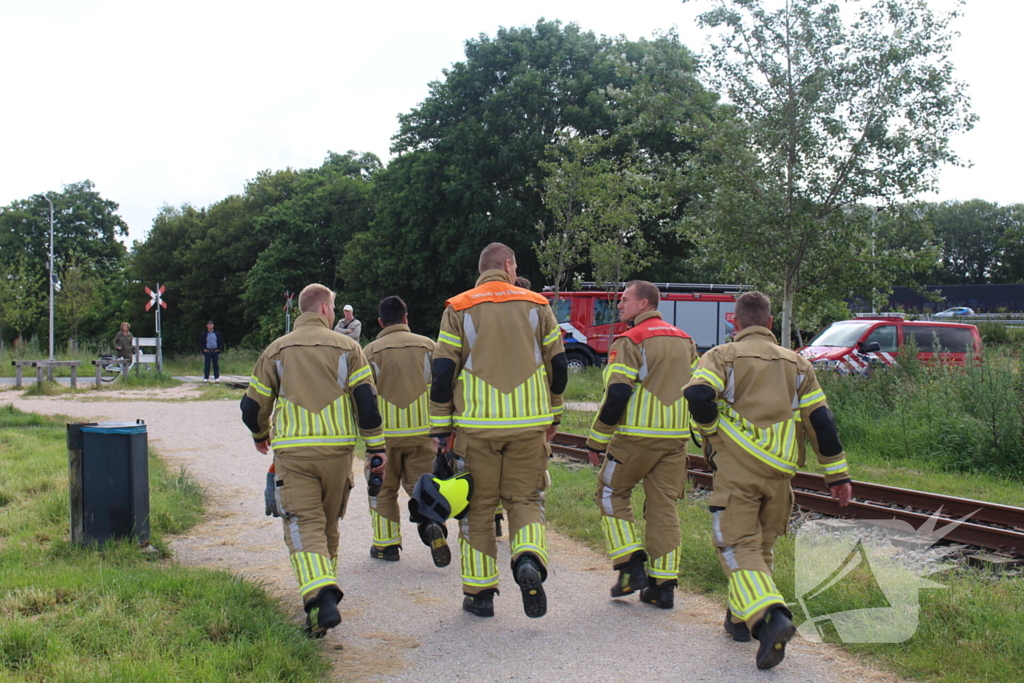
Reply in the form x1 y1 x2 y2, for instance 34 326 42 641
551 432 1024 557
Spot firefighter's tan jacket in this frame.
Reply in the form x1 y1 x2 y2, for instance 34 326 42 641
364 324 435 447
245 312 385 457
684 326 849 484
587 311 698 451
430 270 565 440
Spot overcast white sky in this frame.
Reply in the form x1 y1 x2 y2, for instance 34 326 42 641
1 0 1019 245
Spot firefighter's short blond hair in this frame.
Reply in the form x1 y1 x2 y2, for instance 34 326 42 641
479 242 515 273
734 291 771 328
298 284 335 313
625 280 660 308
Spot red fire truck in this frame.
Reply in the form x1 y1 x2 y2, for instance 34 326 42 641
542 283 744 369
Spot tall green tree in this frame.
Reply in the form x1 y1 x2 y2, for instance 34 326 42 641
359 21 713 328
684 0 976 346
927 199 1012 284
0 181 129 341
56 252 99 343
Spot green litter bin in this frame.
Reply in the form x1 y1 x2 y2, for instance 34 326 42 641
67 420 150 545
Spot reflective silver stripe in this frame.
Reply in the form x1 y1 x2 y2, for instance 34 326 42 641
336 353 349 390
638 348 649 382
793 374 805 409
422 351 432 384
529 307 542 366
463 312 477 372
273 360 285 397
723 367 735 404
600 459 617 515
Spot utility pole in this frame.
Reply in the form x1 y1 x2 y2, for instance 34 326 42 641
33 194 55 361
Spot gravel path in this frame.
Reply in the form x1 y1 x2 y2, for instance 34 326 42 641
3 389 901 683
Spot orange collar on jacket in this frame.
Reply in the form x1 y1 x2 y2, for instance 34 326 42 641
618 311 691 344
446 270 549 311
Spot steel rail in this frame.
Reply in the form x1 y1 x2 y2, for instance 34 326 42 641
551 432 1024 556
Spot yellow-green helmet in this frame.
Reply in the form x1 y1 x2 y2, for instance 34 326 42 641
408 471 474 524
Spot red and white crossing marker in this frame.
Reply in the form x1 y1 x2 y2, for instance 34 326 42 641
145 285 167 312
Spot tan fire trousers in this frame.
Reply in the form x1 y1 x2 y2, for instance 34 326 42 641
274 451 355 607
705 435 793 628
595 436 688 585
453 430 549 596
369 437 435 548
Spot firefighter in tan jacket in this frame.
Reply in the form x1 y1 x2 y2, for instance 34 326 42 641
430 243 568 619
363 295 450 567
683 291 853 671
240 284 386 638
585 281 698 610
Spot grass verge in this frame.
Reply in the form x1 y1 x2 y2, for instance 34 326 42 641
548 409 1024 683
0 404 330 682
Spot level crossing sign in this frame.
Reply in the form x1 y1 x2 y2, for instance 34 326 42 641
145 285 167 312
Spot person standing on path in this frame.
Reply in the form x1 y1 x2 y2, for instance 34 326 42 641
363 295 450 566
585 281 698 610
430 242 568 619
113 322 133 360
240 283 387 638
683 291 853 671
199 321 225 382
334 304 362 343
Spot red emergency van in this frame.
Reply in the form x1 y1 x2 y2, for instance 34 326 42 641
542 283 744 369
797 315 982 374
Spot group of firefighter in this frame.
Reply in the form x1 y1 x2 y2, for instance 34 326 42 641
239 242 854 672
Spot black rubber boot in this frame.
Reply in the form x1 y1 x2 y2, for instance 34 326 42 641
420 522 451 567
513 555 547 618
303 587 342 638
753 606 795 670
369 544 400 561
463 589 496 617
639 579 676 609
724 609 752 642
610 552 649 597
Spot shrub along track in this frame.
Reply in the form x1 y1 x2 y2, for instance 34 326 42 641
552 432 1024 558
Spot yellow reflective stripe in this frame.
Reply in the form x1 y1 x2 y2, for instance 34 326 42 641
430 415 453 428
692 368 724 392
690 355 699 370
588 428 613 445
274 437 357 448
542 327 560 346
608 363 639 379
290 552 338 598
363 434 385 449
249 375 272 397
438 331 462 348
273 395 355 445
617 426 689 438
551 404 564 416
692 416 719 435
370 509 402 546
799 388 826 409
822 458 849 474
648 549 679 579
618 386 689 436
459 537 499 588
728 570 784 619
511 523 548 564
718 407 798 474
456 368 553 428
601 517 643 560
348 365 372 386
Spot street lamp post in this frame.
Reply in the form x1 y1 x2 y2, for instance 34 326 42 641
33 194 55 361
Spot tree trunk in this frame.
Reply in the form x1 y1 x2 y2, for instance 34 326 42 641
781 285 794 349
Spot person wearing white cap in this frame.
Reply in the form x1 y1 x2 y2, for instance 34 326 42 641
334 304 362 342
